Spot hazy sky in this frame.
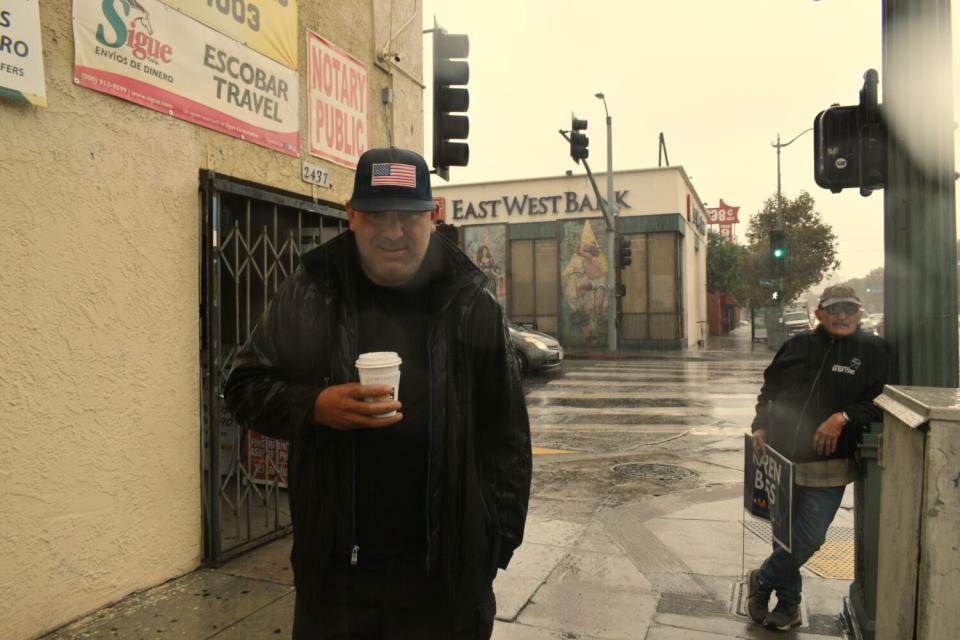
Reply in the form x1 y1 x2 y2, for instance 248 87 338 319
421 0 960 282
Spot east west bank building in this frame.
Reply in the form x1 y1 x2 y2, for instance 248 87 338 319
433 166 709 351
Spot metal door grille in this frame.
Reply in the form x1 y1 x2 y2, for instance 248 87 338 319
200 172 347 564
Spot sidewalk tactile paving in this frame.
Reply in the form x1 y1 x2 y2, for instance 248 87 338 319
742 519 854 580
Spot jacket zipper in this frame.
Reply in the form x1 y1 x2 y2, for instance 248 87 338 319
350 432 359 566
424 329 434 571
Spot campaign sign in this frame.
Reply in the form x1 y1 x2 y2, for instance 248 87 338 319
743 434 794 552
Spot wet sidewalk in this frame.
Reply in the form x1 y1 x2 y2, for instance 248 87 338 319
42 485 852 640
42 328 854 639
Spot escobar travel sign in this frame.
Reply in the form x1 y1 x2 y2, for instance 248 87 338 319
73 0 299 156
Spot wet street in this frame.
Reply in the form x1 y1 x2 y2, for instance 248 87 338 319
522 337 773 520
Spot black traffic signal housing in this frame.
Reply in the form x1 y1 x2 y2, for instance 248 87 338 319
617 235 632 269
769 229 785 277
814 105 860 193
570 116 589 163
813 69 886 196
432 21 469 181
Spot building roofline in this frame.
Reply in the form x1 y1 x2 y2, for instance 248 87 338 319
432 164 690 191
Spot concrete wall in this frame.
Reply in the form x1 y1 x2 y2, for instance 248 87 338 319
679 177 708 348
0 2 423 638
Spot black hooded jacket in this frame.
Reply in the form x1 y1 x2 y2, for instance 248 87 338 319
223 231 532 604
752 325 893 463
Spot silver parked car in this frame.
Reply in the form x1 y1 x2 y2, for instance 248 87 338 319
508 321 563 375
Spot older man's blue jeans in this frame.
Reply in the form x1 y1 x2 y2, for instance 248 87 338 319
757 485 845 605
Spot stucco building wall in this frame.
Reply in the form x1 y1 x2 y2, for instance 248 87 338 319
0 2 423 638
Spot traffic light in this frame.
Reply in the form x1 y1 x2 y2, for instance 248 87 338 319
813 69 886 196
570 116 589 163
771 288 784 304
814 105 860 193
617 235 632 269
432 21 469 181
769 229 785 277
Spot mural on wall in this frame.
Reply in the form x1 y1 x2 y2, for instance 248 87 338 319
560 219 609 346
464 225 508 310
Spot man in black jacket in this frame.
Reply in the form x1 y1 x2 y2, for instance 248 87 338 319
224 147 532 639
746 285 892 631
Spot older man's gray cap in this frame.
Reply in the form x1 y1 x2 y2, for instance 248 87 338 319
820 284 862 308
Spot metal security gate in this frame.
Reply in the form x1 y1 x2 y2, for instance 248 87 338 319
200 172 347 564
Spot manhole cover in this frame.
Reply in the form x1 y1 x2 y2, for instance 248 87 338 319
612 462 696 481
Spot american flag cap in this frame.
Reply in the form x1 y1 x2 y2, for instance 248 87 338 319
350 147 435 213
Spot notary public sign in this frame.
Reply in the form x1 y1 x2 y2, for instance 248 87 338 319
307 31 368 169
743 434 794 552
73 0 299 156
0 0 47 106
159 0 299 69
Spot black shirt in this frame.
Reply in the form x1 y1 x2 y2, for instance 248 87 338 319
354 270 431 561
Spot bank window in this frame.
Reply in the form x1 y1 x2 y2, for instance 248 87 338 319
510 239 558 334
620 232 680 341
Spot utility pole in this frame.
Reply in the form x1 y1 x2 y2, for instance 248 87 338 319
768 128 812 349
596 92 617 352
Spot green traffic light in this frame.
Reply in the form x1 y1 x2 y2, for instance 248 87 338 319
773 248 785 259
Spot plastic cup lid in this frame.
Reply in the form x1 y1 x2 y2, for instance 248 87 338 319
355 351 402 368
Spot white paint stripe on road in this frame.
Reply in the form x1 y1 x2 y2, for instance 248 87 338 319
525 390 758 400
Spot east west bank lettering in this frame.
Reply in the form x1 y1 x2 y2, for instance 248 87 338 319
451 190 631 220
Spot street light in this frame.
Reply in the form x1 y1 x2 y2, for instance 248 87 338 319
767 127 813 349
595 92 617 352
771 127 813 230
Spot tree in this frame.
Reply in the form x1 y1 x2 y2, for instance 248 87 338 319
740 191 839 307
706 231 749 301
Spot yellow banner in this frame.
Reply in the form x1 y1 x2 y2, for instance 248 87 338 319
160 0 298 69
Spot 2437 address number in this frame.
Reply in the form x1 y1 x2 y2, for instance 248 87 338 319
302 161 331 188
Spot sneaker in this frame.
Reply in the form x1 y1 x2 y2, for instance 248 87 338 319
746 569 772 623
765 600 802 631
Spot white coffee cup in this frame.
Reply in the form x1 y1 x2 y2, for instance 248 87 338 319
355 351 402 418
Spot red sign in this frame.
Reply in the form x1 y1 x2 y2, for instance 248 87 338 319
432 197 446 222
246 430 289 488
706 199 740 224
307 31 368 169
718 223 736 243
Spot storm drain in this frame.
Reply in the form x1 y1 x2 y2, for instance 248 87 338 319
743 518 854 580
612 462 697 481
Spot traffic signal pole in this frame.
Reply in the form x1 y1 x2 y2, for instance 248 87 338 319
882 0 958 388
597 93 618 353
561 121 617 352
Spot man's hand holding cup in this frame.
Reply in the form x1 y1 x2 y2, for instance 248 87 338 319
313 383 402 431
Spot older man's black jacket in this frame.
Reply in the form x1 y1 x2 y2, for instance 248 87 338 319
752 325 893 463
224 231 531 605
